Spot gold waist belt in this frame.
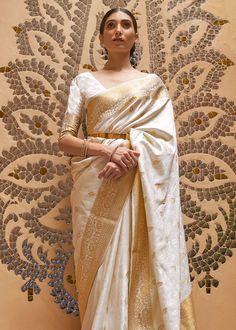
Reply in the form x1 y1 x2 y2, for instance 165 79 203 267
89 132 130 140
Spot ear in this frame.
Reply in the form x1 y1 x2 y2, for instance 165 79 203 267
135 33 139 43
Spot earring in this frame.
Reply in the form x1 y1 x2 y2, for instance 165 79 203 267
130 43 141 68
100 44 108 61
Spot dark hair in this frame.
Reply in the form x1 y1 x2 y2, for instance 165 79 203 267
99 8 138 57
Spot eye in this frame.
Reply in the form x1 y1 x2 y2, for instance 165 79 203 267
123 21 132 29
106 21 115 29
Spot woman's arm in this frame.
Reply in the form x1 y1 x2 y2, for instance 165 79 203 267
58 135 140 180
59 75 139 169
58 135 134 181
58 135 140 166
58 134 112 159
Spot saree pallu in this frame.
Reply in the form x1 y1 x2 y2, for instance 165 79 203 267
70 75 196 330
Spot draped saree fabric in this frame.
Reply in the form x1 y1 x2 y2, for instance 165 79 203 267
66 73 196 329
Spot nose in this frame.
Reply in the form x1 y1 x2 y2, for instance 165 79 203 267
115 23 122 35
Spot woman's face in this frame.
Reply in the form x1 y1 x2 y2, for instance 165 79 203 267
99 11 138 55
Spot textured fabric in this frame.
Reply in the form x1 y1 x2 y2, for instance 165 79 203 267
180 295 196 330
59 72 105 140
1 1 236 329
65 73 196 329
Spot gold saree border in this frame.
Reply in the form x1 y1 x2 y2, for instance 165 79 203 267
76 158 136 320
128 171 154 330
86 73 159 107
59 112 81 139
86 74 162 135
180 293 197 330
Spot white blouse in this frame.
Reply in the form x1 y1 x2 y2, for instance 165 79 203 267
66 72 107 114
60 71 155 139
59 72 107 139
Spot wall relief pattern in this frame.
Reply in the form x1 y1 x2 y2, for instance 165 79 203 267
0 0 235 320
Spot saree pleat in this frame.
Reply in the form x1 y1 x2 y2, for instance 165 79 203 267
71 144 136 319
128 171 161 329
69 74 196 330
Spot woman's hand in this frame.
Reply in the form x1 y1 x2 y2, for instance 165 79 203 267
98 162 125 181
110 146 140 171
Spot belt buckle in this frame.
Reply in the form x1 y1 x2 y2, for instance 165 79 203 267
125 132 130 140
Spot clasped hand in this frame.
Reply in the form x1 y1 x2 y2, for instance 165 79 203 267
98 146 140 181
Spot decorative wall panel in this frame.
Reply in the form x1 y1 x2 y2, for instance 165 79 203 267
0 0 235 329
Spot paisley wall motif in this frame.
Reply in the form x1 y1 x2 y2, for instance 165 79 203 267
0 0 235 329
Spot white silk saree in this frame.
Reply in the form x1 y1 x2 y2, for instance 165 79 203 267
66 73 196 330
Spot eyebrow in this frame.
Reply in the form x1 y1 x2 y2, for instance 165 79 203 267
106 19 132 24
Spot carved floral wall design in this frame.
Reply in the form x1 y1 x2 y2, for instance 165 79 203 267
0 0 235 327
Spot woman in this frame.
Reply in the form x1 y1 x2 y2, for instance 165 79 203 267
58 7 196 330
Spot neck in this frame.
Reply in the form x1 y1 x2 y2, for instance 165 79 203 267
103 52 134 72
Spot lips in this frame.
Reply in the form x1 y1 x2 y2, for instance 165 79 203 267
113 38 124 41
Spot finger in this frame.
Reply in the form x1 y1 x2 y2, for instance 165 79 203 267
116 160 129 171
124 154 135 167
115 164 126 177
127 156 135 167
104 171 114 179
107 173 118 181
104 164 120 179
129 153 138 166
121 156 132 167
114 174 122 181
104 166 114 177
98 165 109 178
132 150 140 156
106 169 120 180
98 170 105 179
112 170 123 180
123 160 131 169
124 152 132 161
132 150 141 162
131 154 140 165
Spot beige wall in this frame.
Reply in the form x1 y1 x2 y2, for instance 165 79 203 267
0 1 235 329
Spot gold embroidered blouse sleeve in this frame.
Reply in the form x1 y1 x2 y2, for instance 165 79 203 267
59 76 85 141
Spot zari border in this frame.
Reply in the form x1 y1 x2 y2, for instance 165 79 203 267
180 293 197 330
76 152 136 320
128 171 154 329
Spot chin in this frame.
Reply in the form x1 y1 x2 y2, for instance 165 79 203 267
108 47 130 54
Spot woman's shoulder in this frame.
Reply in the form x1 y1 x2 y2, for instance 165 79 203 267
73 71 92 82
70 71 95 93
136 71 164 82
146 72 162 80
148 72 167 88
